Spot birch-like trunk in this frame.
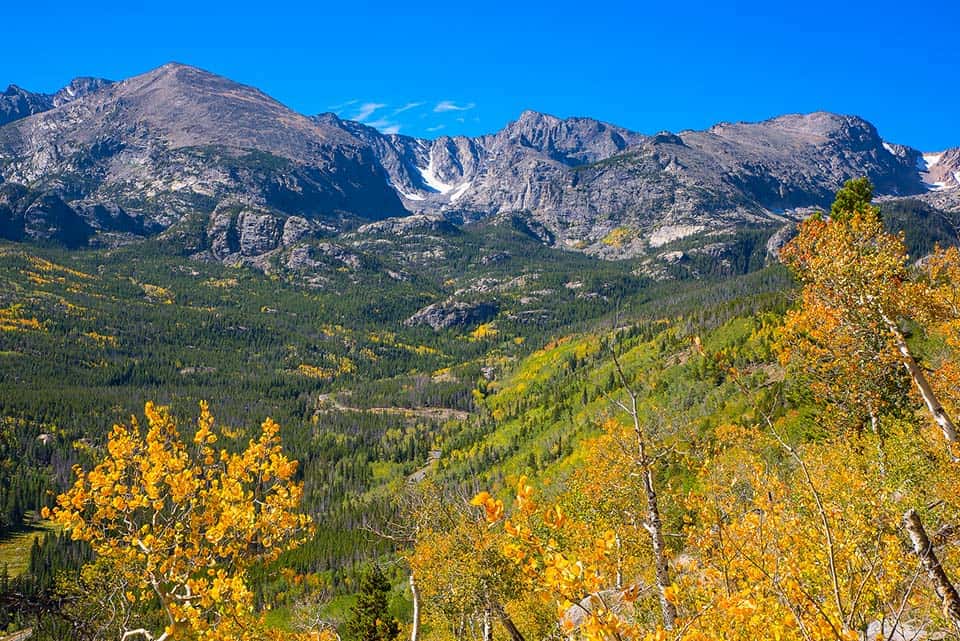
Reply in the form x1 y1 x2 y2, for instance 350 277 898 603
870 410 887 477
615 533 623 590
903 509 960 632
643 465 677 629
883 315 958 443
492 602 525 641
409 573 420 641
612 349 677 630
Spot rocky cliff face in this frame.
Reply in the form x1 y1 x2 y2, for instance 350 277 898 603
0 77 112 127
361 110 935 257
920 148 960 194
0 63 406 248
0 86 53 127
0 62 955 264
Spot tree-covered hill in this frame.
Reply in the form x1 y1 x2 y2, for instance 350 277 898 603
3 185 960 640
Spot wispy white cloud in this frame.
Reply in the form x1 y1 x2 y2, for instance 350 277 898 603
393 101 425 114
367 118 402 134
434 100 476 113
426 124 446 132
327 98 360 113
353 102 387 122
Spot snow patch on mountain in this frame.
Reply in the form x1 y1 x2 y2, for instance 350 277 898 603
386 178 426 202
919 152 943 171
417 156 455 194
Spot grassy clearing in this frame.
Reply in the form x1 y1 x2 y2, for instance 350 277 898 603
0 518 57 577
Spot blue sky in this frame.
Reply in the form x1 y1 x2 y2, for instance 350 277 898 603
3 0 958 149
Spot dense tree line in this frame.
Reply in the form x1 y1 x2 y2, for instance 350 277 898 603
1 185 957 638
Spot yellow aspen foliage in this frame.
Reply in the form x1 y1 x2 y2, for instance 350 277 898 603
778 204 914 432
778 178 960 447
44 401 315 641
479 417 960 641
404 483 549 641
680 412 960 640
479 476 651 641
471 322 498 340
918 245 960 423
0 305 45 332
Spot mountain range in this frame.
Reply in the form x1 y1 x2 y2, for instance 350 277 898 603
1 62 958 269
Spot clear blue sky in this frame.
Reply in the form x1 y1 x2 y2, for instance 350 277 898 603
3 0 958 149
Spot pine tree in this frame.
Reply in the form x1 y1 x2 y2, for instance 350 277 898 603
345 566 400 641
829 175 874 220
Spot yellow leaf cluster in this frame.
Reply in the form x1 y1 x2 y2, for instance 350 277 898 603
44 401 314 641
0 305 44 332
470 323 498 340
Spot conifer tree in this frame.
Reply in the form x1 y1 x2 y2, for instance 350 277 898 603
345 566 400 641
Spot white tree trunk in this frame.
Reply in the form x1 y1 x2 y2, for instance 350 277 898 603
884 315 958 443
903 509 960 633
615 532 623 590
409 573 420 641
870 411 887 477
643 466 677 630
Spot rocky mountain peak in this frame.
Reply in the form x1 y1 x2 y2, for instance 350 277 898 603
0 76 113 127
514 109 562 127
497 110 642 166
649 131 686 146
0 85 53 127
767 112 883 146
1 63 955 265
125 61 234 90
51 76 113 107
2 84 30 97
0 63 408 240
53 62 362 155
311 112 346 128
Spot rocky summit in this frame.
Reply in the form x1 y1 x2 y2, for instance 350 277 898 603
0 63 957 266
0 77 112 127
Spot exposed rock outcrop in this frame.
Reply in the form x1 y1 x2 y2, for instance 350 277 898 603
405 301 498 330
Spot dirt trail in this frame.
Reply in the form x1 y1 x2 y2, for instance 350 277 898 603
315 394 469 422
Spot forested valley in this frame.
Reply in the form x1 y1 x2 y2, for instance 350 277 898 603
4 180 960 641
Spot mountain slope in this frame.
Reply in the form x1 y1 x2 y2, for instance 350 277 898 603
0 63 406 249
0 62 956 264
364 111 934 257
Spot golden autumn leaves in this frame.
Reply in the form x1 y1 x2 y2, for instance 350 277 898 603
470 491 504 523
470 430 956 641
460 182 960 641
44 401 316 641
37 176 960 641
472 476 642 640
777 181 960 448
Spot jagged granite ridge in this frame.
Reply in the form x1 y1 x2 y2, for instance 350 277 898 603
1 62 956 262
